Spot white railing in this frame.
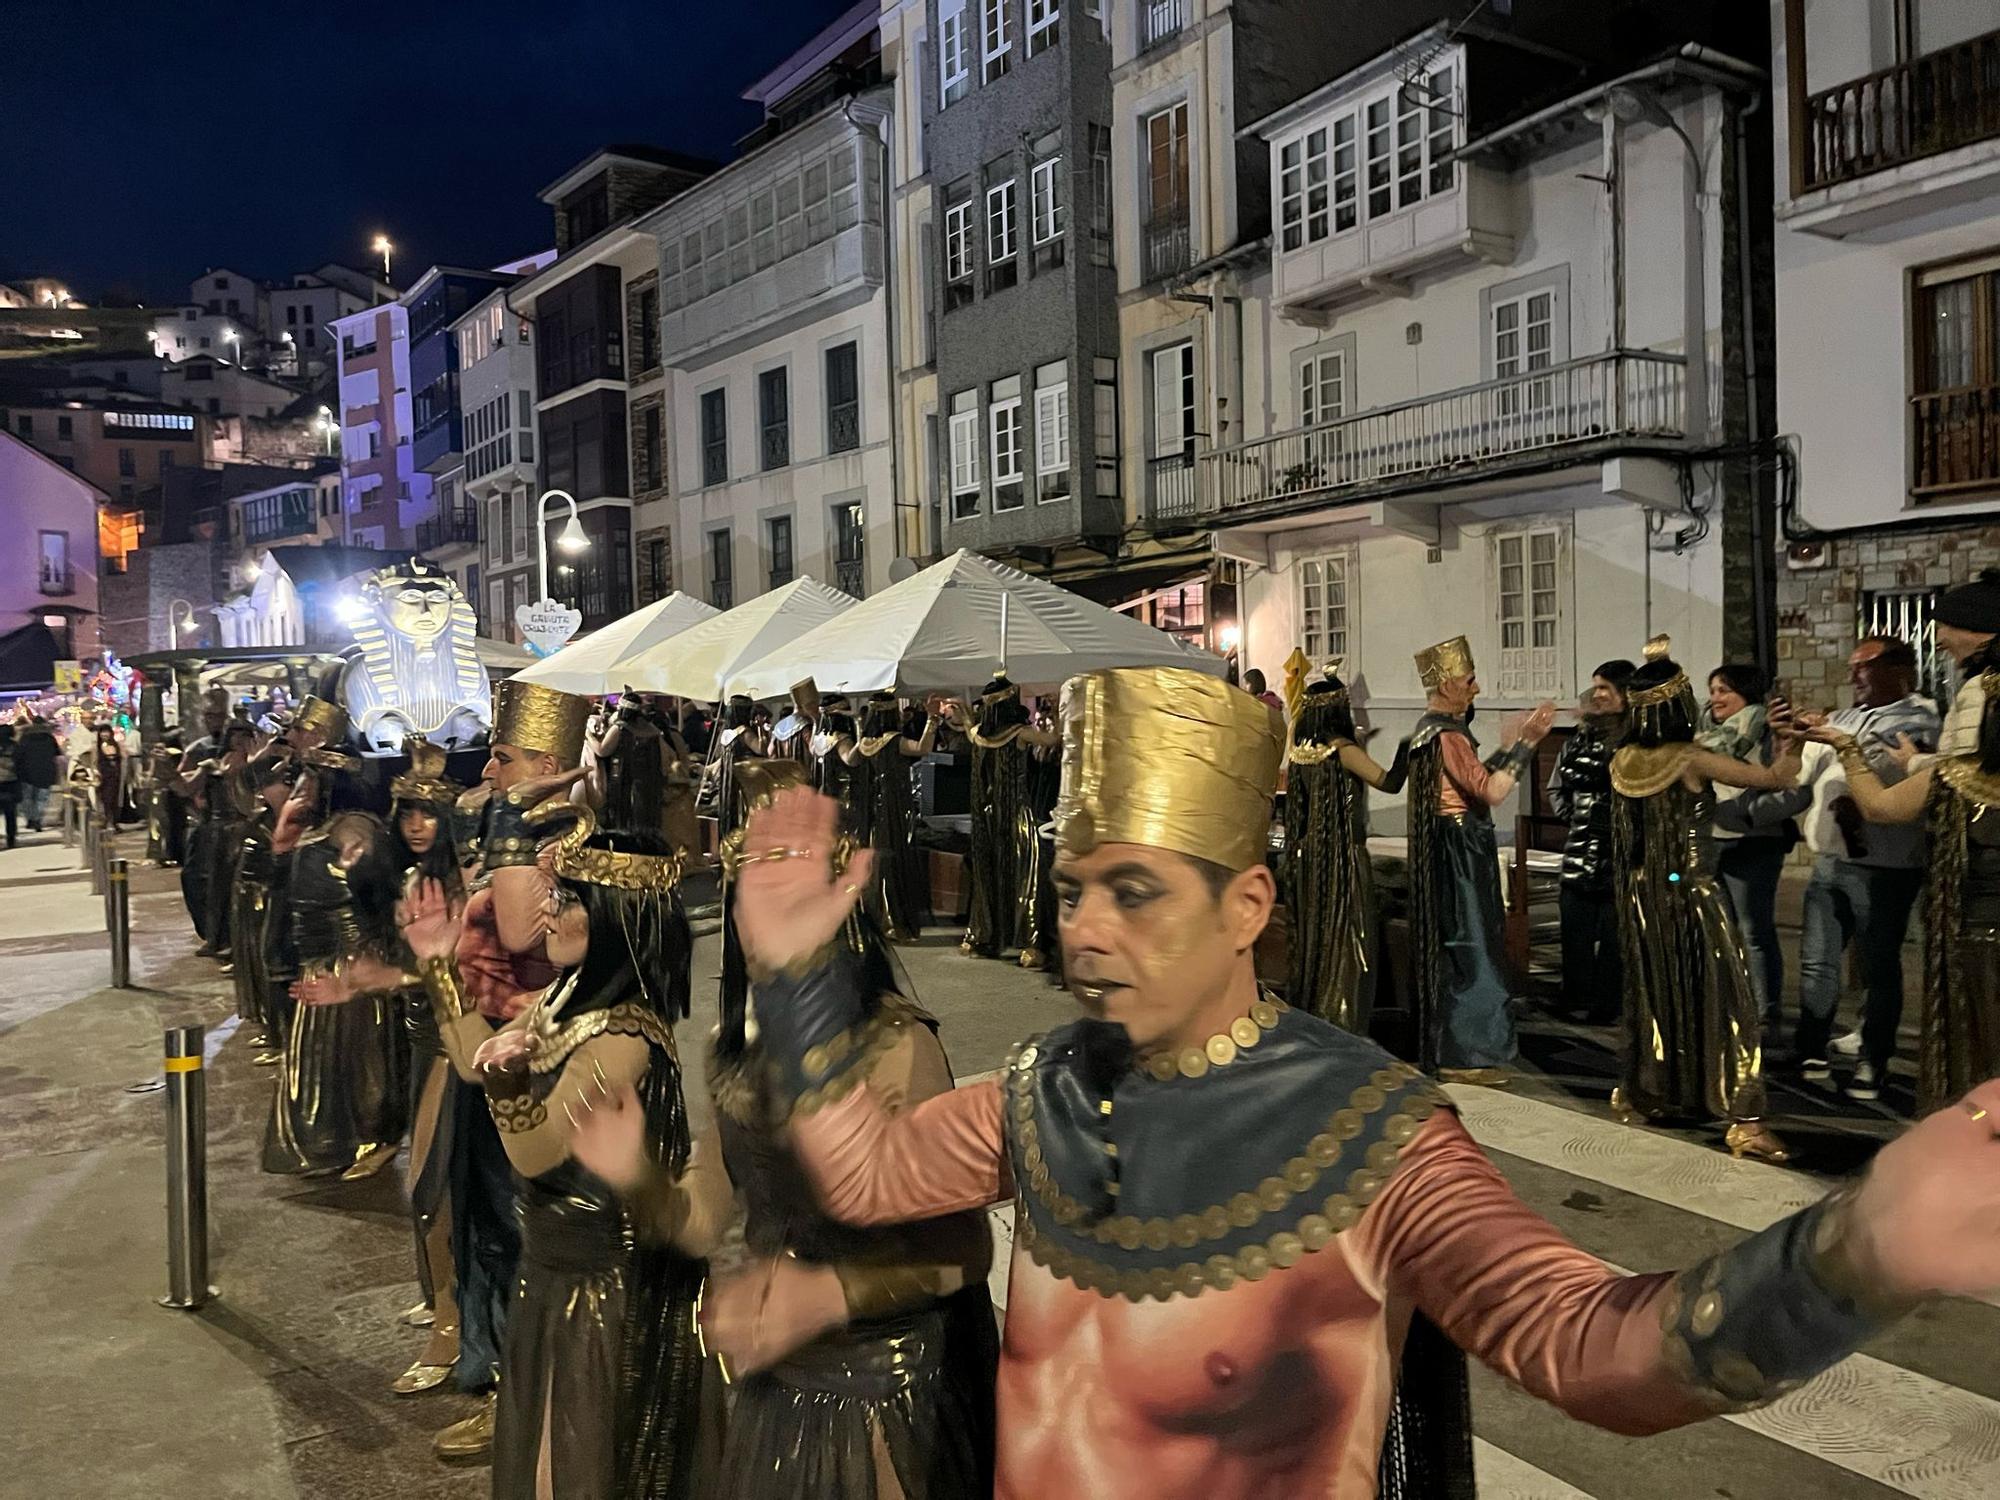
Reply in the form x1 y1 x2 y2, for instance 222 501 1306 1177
1196 350 1686 516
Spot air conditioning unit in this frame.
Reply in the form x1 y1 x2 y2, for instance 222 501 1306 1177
1785 540 1828 571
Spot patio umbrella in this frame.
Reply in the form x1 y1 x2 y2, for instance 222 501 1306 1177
620 577 858 701
508 591 719 695
728 549 1225 699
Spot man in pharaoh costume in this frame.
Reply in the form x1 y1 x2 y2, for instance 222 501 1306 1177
1608 640 1799 1164
770 678 822 770
1283 660 1407 1034
1405 636 1554 1081
842 691 940 942
944 676 1059 968
1806 569 2000 1113
724 663 2000 1500
335 558 493 754
400 799 709 1500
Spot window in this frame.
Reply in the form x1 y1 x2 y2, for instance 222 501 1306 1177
825 342 860 453
1426 65 1457 195
1913 254 2000 498
939 0 969 106
160 450 176 472
1145 102 1189 225
1140 0 1185 50
1094 356 1120 498
766 515 795 589
949 389 981 520
986 175 1018 292
1151 343 1195 457
215 276 229 289
1299 349 1344 427
1494 526 1565 696
644 536 670 600
634 284 659 373
1279 128 1329 252
981 0 1011 82
832 501 865 597
990 376 1024 510
709 527 734 608
1492 290 1554 416
759 367 790 470
1027 0 1058 53
37 531 69 595
1031 153 1064 245
286 306 298 325
1034 360 1069 502
1088 123 1113 267
944 198 973 284
117 447 135 477
56 415 72 438
1332 65 1457 231
638 405 662 490
303 326 316 348
1297 553 1351 662
701 388 728 485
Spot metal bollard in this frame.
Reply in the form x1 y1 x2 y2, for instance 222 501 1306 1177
91 818 108 897
108 857 132 988
80 802 96 870
61 792 77 848
158 1025 212 1310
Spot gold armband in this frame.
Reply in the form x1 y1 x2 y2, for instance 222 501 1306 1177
420 955 469 1024
1836 742 1875 782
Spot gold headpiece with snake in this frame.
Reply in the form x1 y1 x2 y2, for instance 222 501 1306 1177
522 802 683 892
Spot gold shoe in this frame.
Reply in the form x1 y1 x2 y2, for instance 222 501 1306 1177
392 1359 456 1395
1018 948 1046 971
1725 1122 1794 1165
400 1301 437 1328
432 1393 496 1463
341 1143 399 1182
958 936 976 955
1608 1087 1643 1125
1437 1067 1510 1088
254 1050 283 1067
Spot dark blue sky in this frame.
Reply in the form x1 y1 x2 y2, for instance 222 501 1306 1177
1 0 857 303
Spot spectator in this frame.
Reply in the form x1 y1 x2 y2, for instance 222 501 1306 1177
1776 637 1936 1099
1547 660 1633 1022
1700 662 1793 1039
1243 668 1284 715
0 724 18 848
14 714 59 832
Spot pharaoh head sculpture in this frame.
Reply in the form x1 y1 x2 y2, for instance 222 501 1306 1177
339 558 492 753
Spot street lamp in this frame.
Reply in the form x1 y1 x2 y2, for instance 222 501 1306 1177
168 599 199 650
223 328 243 366
536 488 591 603
315 404 336 455
372 234 393 283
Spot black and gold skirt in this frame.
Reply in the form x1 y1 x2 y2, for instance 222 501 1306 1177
260 986 409 1175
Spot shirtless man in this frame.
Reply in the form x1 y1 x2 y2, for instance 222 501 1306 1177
659 664 2000 1499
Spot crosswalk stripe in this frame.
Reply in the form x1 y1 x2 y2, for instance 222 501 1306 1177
1472 1440 1597 1499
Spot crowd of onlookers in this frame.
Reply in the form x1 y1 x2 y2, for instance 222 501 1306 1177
0 713 76 849
1548 635 1939 1106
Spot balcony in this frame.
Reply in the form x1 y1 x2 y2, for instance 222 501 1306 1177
1139 0 1187 53
1142 216 1192 284
415 505 480 553
828 401 860 454
1196 350 1686 519
834 556 865 598
1801 28 2000 191
1913 384 2000 500
1146 450 1199 526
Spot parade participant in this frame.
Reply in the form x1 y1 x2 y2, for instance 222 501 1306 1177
262 749 410 1180
1546 660 1633 1024
1804 569 2000 1113
842 691 938 942
1282 661 1407 1034
729 663 2000 1500
571 894 998 1500
404 803 708 1500
704 693 769 827
191 721 260 961
945 676 1058 968
1406 636 1554 1081
174 693 233 922
770 678 821 771
811 692 857 804
0 723 19 849
1609 639 1798 1163
227 757 296 1060
143 733 189 867
1701 663 1792 1039
588 692 700 858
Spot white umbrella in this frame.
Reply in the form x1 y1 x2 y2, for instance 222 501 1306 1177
475 635 537 671
508 591 719 695
729 549 1225 699
622 577 857 700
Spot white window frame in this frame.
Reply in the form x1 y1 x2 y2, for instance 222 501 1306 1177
1299 348 1344 429
1278 127 1327 253
944 199 972 282
986 178 1017 265
1291 60 1457 250
939 0 970 105
1491 523 1569 699
1491 288 1555 419
990 395 1024 486
1034 369 1069 501
1027 0 1058 54
1150 341 1195 459
1296 551 1353 666
949 396 981 519
981 0 1012 82
1030 155 1063 244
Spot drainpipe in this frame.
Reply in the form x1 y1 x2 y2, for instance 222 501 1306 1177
850 95 907 570
1732 89 1774 673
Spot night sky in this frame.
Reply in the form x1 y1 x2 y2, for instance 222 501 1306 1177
2 0 859 305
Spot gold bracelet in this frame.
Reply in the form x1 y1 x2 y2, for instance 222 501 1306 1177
1836 742 1873 781
420 955 468 1022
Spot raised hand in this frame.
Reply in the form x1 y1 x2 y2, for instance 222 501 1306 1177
1844 1079 2000 1299
732 786 874 974
473 1028 535 1076
569 1081 648 1191
699 1257 847 1380
398 877 463 962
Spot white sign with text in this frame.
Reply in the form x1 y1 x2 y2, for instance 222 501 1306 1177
516 599 583 658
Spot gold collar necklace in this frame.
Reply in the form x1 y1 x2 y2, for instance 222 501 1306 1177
1137 995 1289 1081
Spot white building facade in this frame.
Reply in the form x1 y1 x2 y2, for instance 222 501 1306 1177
454 287 543 643
1769 0 2000 697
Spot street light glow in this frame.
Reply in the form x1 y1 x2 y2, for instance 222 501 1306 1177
556 515 590 553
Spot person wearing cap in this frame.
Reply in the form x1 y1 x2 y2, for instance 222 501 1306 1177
717 663 2000 1499
1805 568 2000 1113
1404 636 1555 1082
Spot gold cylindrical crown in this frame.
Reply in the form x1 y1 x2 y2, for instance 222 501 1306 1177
491 679 589 765
292 695 348 742
1414 635 1476 691
390 736 460 805
1052 666 1282 872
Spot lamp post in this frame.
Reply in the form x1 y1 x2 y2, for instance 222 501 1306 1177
372 235 393 284
315 404 335 456
168 599 198 651
535 488 591 605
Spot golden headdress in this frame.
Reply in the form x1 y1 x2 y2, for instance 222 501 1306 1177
390 737 460 806
523 802 683 892
1051 666 1282 872
1623 633 1699 747
291 694 349 743
491 679 590 765
1625 635 1692 710
1414 635 1475 691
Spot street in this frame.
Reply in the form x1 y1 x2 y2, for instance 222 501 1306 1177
3 823 1999 1500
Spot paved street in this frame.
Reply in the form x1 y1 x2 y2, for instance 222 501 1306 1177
5 823 1999 1499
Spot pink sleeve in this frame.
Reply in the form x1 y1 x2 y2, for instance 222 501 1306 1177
1354 1113 1708 1436
1437 732 1492 804
788 1079 1011 1226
